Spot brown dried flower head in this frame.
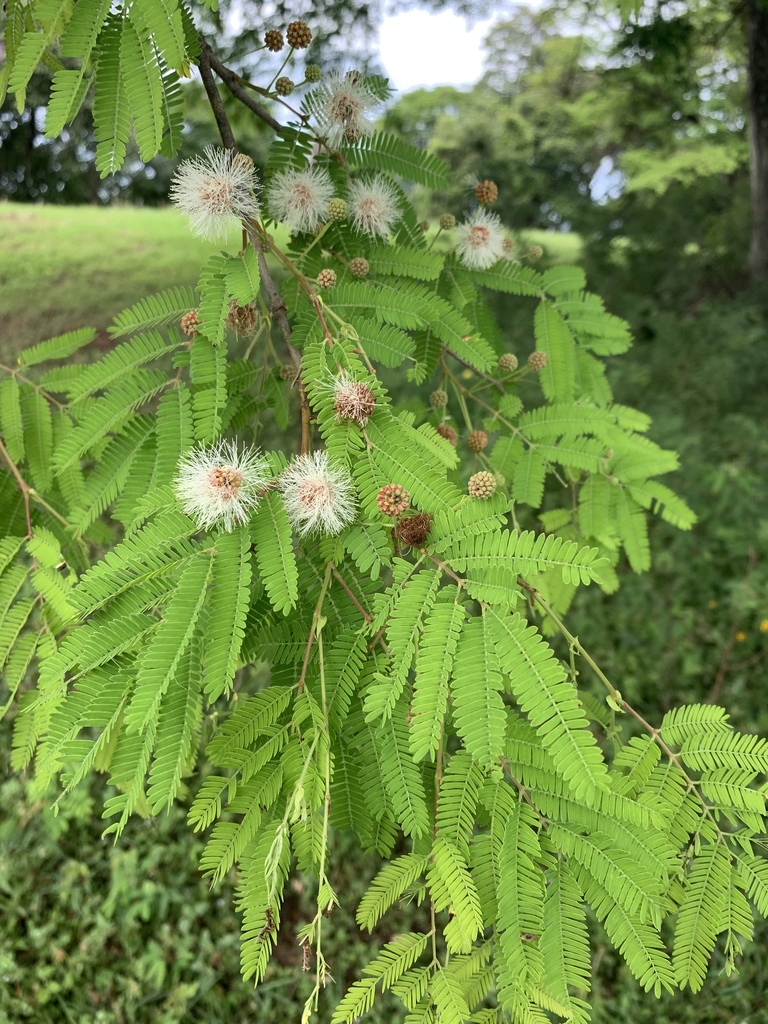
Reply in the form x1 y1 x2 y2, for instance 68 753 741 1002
377 484 411 517
467 429 489 452
468 471 497 499
395 512 432 548
180 310 200 337
475 179 499 205
226 300 259 336
436 423 458 447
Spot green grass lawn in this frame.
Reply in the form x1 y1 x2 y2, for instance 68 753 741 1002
0 202 582 365
0 203 233 361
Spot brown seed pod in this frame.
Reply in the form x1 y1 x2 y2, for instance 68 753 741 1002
395 512 431 548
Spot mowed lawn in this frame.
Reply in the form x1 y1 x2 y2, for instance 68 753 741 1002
0 203 230 362
0 202 582 364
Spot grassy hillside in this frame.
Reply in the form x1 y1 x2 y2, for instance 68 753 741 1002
0 204 229 361
0 203 581 364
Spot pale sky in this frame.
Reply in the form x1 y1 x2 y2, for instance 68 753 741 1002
379 9 497 93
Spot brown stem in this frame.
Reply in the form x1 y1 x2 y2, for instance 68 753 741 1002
198 46 237 150
331 566 372 621
244 224 312 456
0 438 32 537
444 346 504 393
202 42 285 135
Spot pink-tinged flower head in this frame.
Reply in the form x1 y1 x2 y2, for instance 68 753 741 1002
454 208 506 270
266 166 336 234
174 440 270 532
348 176 401 238
279 451 357 537
312 70 379 149
170 147 260 241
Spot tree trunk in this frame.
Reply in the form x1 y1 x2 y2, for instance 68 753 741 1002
747 0 768 282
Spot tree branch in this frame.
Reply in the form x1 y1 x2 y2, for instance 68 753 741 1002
198 45 237 150
201 41 285 135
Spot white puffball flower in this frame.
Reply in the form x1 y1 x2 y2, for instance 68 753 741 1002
170 147 261 241
454 208 506 270
266 166 336 235
348 176 401 238
279 450 357 537
312 70 379 149
174 439 271 532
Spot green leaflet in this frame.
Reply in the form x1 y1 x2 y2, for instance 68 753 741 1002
250 491 299 616
203 526 251 701
125 552 212 733
451 614 506 768
488 609 610 800
410 597 466 761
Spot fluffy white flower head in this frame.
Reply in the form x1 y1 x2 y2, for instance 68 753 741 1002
348 176 401 238
174 439 270 532
267 166 336 235
312 70 379 149
170 147 260 241
455 208 506 270
279 451 357 537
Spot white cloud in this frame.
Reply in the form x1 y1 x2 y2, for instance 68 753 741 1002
379 9 495 93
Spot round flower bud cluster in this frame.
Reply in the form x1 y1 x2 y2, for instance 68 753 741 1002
467 429 489 452
275 76 295 96
279 450 356 537
226 300 259 336
436 423 458 446
528 350 548 371
174 440 270 533
317 268 337 289
279 364 298 381
286 20 312 49
429 389 447 408
395 512 431 548
305 64 322 83
439 213 456 230
475 179 499 204
331 373 376 426
498 353 518 373
264 29 284 51
529 244 544 260
349 257 369 278
468 471 497 499
180 310 200 337
377 484 411 517
502 238 515 257
327 197 348 221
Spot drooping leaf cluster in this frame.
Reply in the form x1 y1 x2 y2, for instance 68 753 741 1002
1 8 765 1024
